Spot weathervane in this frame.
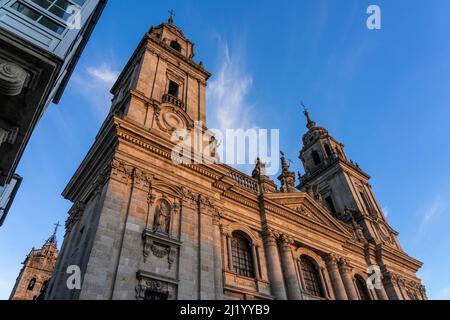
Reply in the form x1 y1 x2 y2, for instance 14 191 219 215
168 9 176 24
301 100 309 113
300 100 316 129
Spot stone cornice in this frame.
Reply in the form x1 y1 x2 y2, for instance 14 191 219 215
146 34 211 80
375 243 423 273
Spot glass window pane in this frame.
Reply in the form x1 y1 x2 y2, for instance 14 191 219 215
38 16 65 34
12 2 41 21
30 0 52 9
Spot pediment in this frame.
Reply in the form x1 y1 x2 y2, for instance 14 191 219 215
266 192 352 236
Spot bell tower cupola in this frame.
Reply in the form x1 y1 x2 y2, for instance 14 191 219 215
298 105 402 249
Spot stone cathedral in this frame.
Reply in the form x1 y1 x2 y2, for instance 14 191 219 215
45 17 426 301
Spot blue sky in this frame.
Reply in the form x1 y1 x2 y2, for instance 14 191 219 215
1 0 450 300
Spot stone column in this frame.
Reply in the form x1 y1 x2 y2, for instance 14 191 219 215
383 271 404 300
375 278 389 300
251 244 261 280
262 228 287 300
319 267 332 299
278 234 302 300
212 214 223 300
227 233 233 272
221 231 229 271
338 258 359 300
325 254 348 300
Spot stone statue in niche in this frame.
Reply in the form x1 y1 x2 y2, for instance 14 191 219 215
153 200 171 234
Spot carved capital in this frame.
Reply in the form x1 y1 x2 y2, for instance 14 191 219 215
133 169 153 190
111 159 134 183
262 227 279 246
0 62 28 96
325 253 341 268
278 233 294 246
338 257 353 273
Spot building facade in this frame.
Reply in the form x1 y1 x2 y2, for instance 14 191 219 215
45 17 426 301
10 227 59 300
0 0 107 224
0 173 22 226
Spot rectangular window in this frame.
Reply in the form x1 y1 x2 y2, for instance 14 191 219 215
325 196 337 214
360 192 373 214
168 80 180 97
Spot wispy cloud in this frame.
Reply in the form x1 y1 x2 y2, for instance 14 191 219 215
207 38 255 132
421 196 446 226
413 194 447 245
86 65 119 86
72 63 119 118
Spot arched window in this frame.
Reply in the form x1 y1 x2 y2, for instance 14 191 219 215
40 280 49 293
355 275 372 300
27 278 36 291
170 40 182 52
231 232 255 278
312 150 322 165
300 256 325 298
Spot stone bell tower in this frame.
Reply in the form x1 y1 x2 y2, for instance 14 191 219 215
298 107 401 250
45 15 217 301
10 225 59 300
109 14 210 133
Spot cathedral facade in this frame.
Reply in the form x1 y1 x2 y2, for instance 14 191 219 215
45 17 426 301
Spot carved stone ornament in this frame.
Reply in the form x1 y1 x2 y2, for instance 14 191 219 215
0 62 28 96
278 233 294 246
135 272 175 300
142 230 181 269
156 104 194 134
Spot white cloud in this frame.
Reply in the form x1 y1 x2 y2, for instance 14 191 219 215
86 65 119 87
72 63 119 118
382 207 389 218
413 195 447 245
207 40 255 132
421 196 445 226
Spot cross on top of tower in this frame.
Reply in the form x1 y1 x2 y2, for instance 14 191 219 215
168 9 176 24
53 221 61 235
46 221 60 245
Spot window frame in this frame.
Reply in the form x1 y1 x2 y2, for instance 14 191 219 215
9 0 87 36
230 232 255 279
299 256 325 298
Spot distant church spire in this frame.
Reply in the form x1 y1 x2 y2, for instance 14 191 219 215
46 222 60 246
301 101 316 130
